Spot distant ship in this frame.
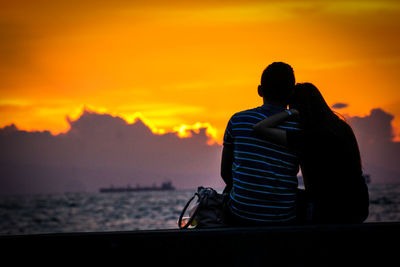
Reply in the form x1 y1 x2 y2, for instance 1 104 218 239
99 182 175 193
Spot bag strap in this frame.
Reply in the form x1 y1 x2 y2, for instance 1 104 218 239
178 192 200 229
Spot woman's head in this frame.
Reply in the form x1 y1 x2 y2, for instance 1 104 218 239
290 83 363 175
289 83 339 127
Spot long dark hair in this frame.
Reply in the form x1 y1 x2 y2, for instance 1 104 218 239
289 82 362 169
289 83 343 129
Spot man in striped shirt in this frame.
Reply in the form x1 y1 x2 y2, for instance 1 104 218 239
221 62 300 225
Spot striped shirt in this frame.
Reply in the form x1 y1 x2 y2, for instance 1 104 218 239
223 104 300 223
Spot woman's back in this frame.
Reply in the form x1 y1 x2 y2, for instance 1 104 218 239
288 119 369 223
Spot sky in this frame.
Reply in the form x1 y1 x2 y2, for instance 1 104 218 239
1 0 400 144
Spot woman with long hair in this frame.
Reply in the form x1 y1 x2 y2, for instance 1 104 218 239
253 83 369 223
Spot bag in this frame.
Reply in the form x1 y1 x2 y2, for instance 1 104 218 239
178 187 228 229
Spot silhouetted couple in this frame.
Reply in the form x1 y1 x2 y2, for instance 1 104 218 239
221 62 369 226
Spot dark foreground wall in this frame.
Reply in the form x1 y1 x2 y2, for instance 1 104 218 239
1 222 399 266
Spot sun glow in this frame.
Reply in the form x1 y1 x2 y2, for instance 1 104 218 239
173 122 219 145
76 107 219 145
119 111 218 144
124 111 166 135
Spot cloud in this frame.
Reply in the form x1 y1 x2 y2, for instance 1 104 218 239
0 110 223 195
331 102 349 109
347 108 400 184
1 107 399 195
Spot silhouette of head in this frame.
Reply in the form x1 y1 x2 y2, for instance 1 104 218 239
290 82 363 176
290 83 339 127
258 62 295 104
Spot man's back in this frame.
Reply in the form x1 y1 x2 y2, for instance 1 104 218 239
223 104 300 223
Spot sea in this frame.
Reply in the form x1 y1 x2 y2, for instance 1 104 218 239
0 183 399 235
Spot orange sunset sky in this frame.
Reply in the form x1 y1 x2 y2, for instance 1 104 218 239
1 0 400 144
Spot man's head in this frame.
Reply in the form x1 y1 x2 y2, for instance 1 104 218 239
258 62 295 105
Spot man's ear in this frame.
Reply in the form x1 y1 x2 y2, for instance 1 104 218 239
258 85 263 97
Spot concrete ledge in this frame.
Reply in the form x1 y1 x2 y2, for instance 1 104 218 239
1 222 399 266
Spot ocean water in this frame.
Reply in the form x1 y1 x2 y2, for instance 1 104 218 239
0 184 399 235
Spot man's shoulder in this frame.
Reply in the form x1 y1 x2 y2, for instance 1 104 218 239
229 107 266 120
